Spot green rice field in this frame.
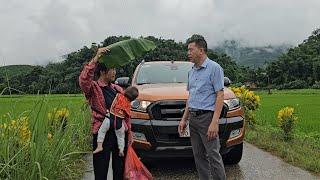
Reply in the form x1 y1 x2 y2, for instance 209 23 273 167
255 89 320 134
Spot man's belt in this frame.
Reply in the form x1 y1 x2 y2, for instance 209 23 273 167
188 108 213 116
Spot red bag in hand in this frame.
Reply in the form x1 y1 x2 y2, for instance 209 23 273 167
124 146 153 180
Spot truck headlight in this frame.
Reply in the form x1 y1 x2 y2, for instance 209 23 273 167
131 100 151 112
224 98 240 111
229 129 241 139
133 132 147 141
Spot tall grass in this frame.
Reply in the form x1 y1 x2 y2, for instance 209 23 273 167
0 95 91 179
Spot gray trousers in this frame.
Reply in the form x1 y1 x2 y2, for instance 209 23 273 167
189 112 226 180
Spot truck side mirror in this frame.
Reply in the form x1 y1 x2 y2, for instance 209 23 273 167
224 77 231 87
115 77 130 88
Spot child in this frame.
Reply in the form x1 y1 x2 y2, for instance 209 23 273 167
93 86 139 156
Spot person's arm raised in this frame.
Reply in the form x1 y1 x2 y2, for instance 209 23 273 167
79 47 109 97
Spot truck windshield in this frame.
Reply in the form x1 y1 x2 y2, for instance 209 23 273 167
136 62 193 84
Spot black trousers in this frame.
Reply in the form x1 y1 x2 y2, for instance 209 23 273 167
92 122 128 180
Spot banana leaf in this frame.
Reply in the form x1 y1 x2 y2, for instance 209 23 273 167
99 38 156 68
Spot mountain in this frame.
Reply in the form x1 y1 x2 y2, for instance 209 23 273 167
213 40 291 68
0 65 36 79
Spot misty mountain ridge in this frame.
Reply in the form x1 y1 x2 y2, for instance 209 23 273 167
213 40 292 68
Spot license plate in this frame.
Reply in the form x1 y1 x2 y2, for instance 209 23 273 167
180 122 190 137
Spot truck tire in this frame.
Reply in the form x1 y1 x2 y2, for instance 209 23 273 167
222 143 243 165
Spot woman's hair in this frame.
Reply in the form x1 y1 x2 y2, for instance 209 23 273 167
94 62 111 80
124 86 139 102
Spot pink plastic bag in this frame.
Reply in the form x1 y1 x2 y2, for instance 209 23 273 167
124 146 153 180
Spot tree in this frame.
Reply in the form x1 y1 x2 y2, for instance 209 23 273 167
263 28 320 88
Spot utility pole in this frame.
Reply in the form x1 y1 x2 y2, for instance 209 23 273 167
262 72 272 94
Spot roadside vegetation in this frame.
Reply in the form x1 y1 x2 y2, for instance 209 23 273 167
0 95 91 179
242 89 320 174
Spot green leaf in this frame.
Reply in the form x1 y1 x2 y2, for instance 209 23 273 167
99 38 156 68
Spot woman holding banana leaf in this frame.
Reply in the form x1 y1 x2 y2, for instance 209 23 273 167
79 47 130 179
79 38 156 180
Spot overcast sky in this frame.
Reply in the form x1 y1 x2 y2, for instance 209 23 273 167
0 0 319 66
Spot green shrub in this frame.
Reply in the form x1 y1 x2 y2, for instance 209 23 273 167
311 81 320 89
278 80 308 90
277 107 298 140
231 86 261 128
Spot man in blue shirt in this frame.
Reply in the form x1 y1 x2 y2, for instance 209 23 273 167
179 35 226 180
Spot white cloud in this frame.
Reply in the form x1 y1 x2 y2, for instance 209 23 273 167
0 0 319 65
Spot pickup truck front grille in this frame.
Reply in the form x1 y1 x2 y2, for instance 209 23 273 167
148 100 228 120
148 100 186 121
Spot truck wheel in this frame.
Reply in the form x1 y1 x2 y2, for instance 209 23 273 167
222 143 243 165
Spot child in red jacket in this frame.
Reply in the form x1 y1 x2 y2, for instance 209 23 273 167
93 86 139 156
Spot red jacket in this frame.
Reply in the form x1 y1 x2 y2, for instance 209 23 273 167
110 93 131 119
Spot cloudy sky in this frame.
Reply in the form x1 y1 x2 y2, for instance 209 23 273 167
0 0 319 65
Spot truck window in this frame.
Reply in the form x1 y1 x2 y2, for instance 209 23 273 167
136 63 193 84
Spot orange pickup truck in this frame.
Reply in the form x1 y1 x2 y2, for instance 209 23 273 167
116 61 245 164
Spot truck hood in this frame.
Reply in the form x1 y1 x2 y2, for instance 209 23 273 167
136 83 188 101
136 83 235 102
